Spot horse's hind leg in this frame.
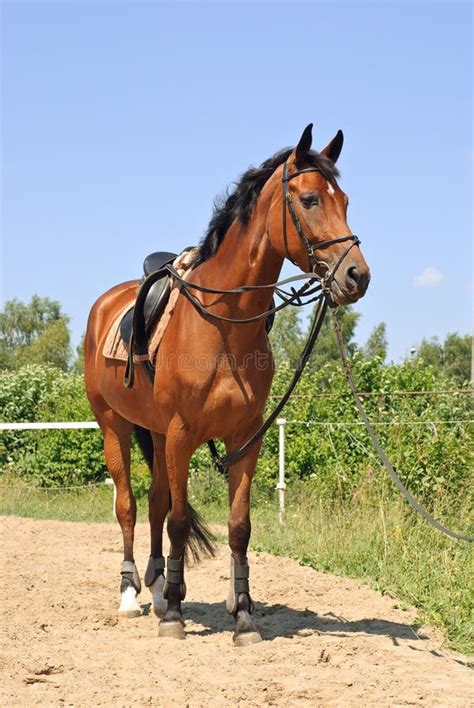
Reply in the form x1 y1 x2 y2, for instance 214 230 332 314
144 431 169 617
224 432 263 646
99 411 142 618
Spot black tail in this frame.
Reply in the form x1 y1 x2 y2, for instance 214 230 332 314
134 425 216 561
134 424 155 469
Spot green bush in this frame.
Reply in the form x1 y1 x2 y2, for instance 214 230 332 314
1 360 472 507
257 356 473 503
0 365 106 486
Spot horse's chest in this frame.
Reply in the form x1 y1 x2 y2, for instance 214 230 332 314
210 366 272 418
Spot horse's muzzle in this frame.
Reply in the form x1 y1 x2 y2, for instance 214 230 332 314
331 262 371 305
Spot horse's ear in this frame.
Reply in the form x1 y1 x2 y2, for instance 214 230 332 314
320 130 344 164
295 123 313 166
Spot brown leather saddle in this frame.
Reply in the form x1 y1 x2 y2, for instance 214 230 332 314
122 249 276 388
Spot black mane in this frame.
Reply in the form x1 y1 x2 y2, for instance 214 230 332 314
196 148 339 265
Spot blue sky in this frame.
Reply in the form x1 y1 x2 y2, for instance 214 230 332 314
1 1 472 361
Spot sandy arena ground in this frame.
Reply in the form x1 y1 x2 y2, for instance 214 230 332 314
1 516 472 706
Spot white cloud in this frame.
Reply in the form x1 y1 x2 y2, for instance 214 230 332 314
413 266 445 288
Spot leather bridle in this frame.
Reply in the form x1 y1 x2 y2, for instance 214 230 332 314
281 160 360 293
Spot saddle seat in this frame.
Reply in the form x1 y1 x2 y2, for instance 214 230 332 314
119 251 178 347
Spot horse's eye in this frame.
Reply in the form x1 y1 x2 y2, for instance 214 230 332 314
300 192 320 209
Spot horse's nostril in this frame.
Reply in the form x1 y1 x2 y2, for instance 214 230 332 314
347 265 360 285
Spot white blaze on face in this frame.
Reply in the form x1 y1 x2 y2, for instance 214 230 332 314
327 182 336 197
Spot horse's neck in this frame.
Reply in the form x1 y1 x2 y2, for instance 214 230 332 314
196 205 283 318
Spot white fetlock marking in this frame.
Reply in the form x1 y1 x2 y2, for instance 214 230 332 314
150 575 167 615
118 585 141 613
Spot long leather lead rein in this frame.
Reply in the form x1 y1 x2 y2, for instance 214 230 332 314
333 315 473 543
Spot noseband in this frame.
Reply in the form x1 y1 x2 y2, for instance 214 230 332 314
282 161 360 291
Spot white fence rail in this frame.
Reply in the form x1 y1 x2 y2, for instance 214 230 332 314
0 422 99 430
1 417 472 525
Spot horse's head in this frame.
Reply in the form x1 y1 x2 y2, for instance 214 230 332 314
267 124 370 305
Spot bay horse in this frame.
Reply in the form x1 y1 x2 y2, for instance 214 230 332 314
84 124 370 645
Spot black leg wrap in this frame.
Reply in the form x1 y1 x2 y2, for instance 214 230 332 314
120 560 141 594
163 556 186 600
226 557 254 615
144 555 165 587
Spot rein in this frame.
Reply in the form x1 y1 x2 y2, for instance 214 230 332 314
165 265 321 324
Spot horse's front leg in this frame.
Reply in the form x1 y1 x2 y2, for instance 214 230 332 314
224 429 263 646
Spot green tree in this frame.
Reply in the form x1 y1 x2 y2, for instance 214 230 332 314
362 322 388 362
73 334 85 374
306 305 360 373
443 333 471 383
415 337 443 370
0 296 72 371
415 333 471 384
269 308 304 367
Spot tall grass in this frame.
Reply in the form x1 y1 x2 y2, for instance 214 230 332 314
0 478 116 522
250 486 473 655
2 472 472 654
190 469 473 656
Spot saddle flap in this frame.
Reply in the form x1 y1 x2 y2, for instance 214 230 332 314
119 251 178 347
119 275 172 348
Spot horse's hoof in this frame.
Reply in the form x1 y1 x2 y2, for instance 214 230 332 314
233 630 262 647
158 620 186 639
118 609 142 619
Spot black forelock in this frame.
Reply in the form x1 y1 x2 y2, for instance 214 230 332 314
196 148 339 265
